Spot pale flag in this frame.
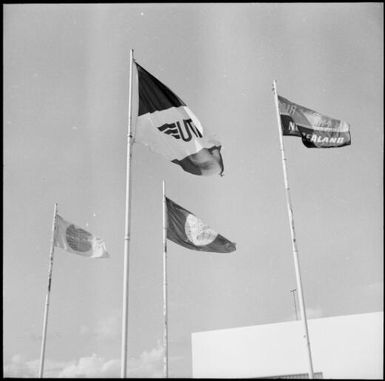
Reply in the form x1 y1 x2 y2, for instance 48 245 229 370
54 214 109 258
131 62 224 176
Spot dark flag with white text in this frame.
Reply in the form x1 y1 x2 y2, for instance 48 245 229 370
278 95 351 148
132 62 224 176
166 197 236 253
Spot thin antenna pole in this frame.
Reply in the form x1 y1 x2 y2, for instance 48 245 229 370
162 180 169 378
121 49 134 378
290 288 299 320
272 80 314 379
38 202 58 378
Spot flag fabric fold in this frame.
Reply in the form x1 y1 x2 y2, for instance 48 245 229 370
132 62 224 176
54 215 109 258
278 95 351 148
166 197 236 253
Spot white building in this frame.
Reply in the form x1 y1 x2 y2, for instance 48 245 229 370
192 311 383 379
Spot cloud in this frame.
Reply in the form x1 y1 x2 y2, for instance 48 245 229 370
57 342 164 378
4 342 164 378
3 355 72 378
58 355 120 378
126 341 164 378
3 355 37 378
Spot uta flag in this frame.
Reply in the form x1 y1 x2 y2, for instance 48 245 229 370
166 197 236 253
278 95 351 148
132 62 224 176
54 215 109 258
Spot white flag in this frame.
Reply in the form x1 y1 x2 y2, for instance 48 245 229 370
132 62 224 176
54 214 109 258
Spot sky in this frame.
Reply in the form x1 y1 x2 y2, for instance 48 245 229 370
3 3 383 378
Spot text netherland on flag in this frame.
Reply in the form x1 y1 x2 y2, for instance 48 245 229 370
54 215 109 258
166 197 236 253
132 62 224 176
278 95 351 148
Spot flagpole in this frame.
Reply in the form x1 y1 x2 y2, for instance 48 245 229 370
38 202 58 378
162 180 169 378
272 80 315 379
121 48 134 378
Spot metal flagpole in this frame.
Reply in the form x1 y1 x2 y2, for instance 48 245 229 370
162 180 169 378
121 48 134 378
272 80 315 379
38 202 58 378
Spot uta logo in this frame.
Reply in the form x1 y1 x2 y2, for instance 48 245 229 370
158 118 203 142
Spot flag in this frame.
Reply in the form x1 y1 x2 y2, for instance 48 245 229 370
166 197 236 253
54 215 109 258
278 95 351 148
132 62 224 176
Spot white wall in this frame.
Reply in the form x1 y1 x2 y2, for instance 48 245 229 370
192 312 383 379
